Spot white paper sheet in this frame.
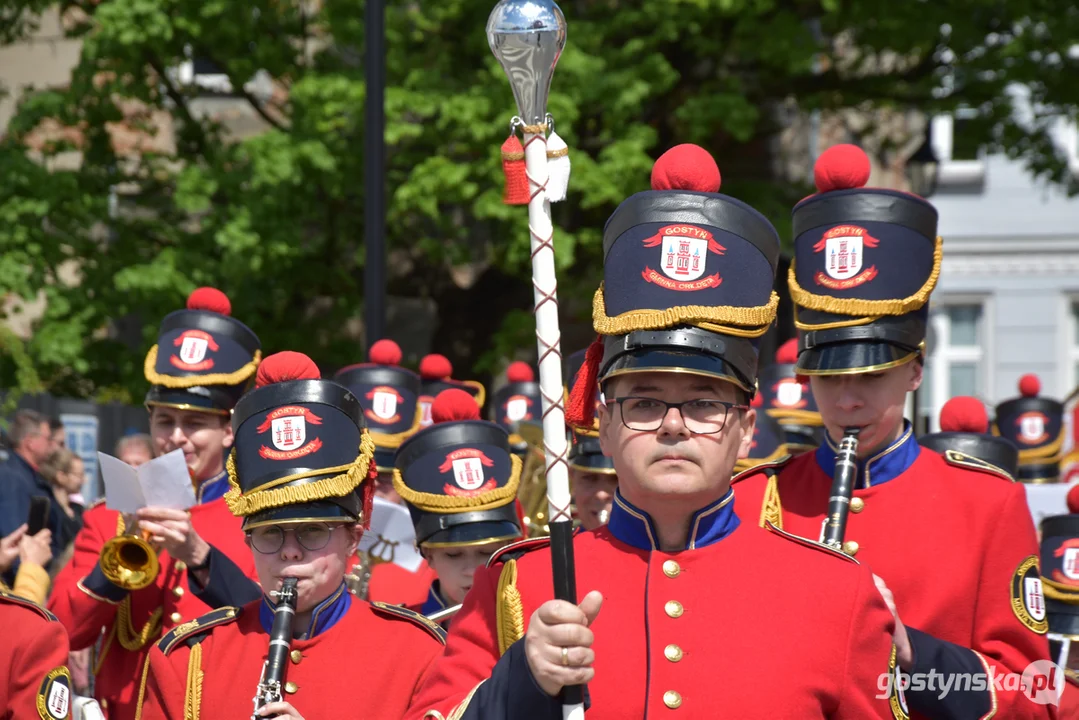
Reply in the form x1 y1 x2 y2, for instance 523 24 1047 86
97 449 197 512
98 452 146 513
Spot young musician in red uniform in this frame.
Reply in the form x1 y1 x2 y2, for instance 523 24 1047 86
406 144 904 720
732 145 1053 719
996 374 1066 484
757 337 825 454
48 288 262 720
136 351 446 720
393 388 524 626
564 349 617 531
1041 487 1079 718
1 589 72 719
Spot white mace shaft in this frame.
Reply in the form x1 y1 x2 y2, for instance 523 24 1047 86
521 129 573 529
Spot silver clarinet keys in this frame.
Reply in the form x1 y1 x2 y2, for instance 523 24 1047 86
486 0 567 126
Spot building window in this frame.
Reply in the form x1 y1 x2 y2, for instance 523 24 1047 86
930 111 987 190
918 302 987 432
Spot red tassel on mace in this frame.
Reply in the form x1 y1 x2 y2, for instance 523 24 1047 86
501 134 530 205
565 337 604 431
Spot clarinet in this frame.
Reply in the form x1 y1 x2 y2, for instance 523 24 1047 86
251 577 299 719
821 427 861 552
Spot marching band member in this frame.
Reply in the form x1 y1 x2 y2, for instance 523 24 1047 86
757 338 824 453
136 351 446 720
918 396 1019 479
335 339 437 605
394 388 524 626
417 353 486 428
996 374 1066 484
49 288 261 720
733 144 1052 719
564 350 617 531
1043 486 1079 717
406 144 903 719
1 589 72 719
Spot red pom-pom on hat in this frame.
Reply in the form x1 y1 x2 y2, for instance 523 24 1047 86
431 389 480 423
775 339 799 365
506 361 534 383
419 354 452 381
255 351 320 388
1019 374 1041 398
369 339 402 366
650 144 721 193
1068 483 1079 515
814 144 871 193
186 287 231 316
938 396 989 433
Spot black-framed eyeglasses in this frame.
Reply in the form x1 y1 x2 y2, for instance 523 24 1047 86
609 396 749 435
247 523 341 555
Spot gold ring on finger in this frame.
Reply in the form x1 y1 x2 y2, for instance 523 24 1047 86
561 647 570 667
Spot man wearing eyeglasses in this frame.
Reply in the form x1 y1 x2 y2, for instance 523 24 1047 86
406 144 905 719
136 352 446 720
733 145 1053 719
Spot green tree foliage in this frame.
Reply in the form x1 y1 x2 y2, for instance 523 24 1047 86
1 0 1078 401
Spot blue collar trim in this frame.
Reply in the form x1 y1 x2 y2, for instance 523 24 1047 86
815 422 919 489
259 582 351 639
420 581 448 617
196 469 229 505
607 488 740 551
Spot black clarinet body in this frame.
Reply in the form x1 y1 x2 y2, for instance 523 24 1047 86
252 577 299 718
821 428 861 552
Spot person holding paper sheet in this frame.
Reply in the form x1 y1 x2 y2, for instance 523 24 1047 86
49 287 263 720
136 351 445 720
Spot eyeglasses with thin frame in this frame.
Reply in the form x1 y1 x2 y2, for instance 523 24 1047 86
608 396 750 435
247 523 342 555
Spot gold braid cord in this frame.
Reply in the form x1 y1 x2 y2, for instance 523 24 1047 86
132 651 154 720
1042 578 1079 603
103 514 163 652
758 473 783 530
183 643 204 720
788 236 943 319
991 426 1065 464
496 560 525 656
592 285 778 338
392 454 523 513
224 432 376 517
463 380 487 409
144 345 261 389
770 409 824 427
371 405 425 450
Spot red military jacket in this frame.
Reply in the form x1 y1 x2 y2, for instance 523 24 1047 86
0 590 72 720
48 477 256 720
136 589 445 720
732 432 1053 720
1059 676 1079 719
366 558 437 606
407 490 904 720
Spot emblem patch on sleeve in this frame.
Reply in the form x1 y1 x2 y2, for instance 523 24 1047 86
37 667 71 720
888 645 910 720
1011 555 1048 634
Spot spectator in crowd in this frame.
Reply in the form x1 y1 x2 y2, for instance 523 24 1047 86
0 410 65 582
39 447 86 560
116 432 153 466
0 524 53 604
48 416 66 450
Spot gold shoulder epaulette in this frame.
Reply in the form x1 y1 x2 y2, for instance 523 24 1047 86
370 601 447 645
0 589 58 621
730 454 793 485
487 536 552 569
942 449 1014 482
764 522 860 565
156 606 241 655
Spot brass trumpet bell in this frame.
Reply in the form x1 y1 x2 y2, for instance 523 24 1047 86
100 527 160 591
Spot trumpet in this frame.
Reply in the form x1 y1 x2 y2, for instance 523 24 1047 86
99 516 159 591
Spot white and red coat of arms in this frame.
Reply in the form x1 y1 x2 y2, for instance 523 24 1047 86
503 394 534 423
170 330 219 371
641 225 725 292
257 406 324 460
813 225 880 290
438 448 497 497
365 386 404 425
772 378 807 409
1016 411 1050 445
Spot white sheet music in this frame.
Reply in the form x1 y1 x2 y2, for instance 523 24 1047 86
98 449 197 512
